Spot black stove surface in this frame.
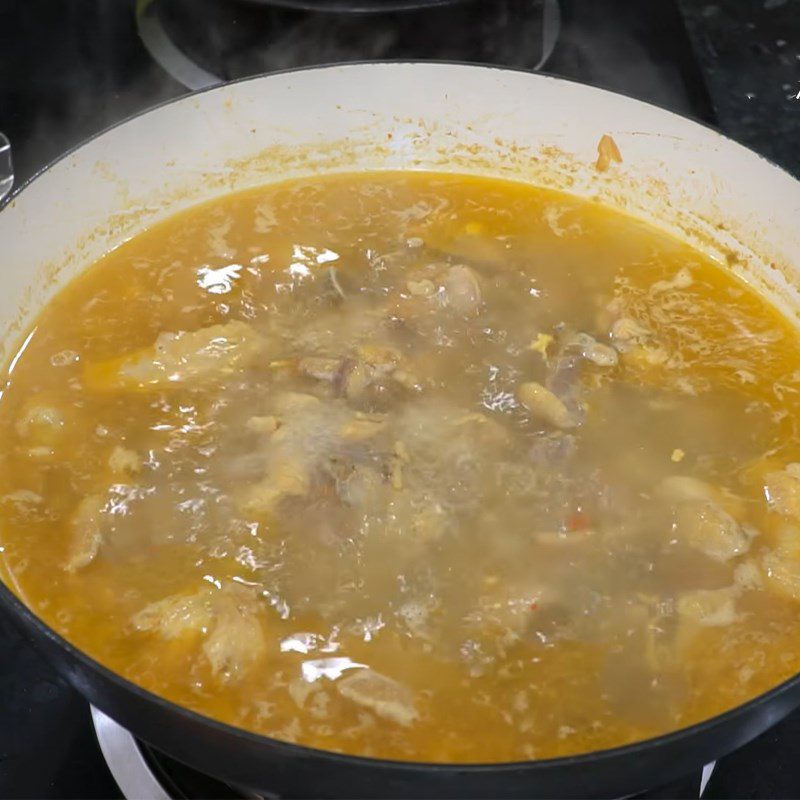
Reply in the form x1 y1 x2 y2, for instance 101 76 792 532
151 0 554 83
1 1 800 798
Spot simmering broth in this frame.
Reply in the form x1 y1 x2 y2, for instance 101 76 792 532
2 171 800 762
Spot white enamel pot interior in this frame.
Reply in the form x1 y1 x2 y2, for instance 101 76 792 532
2 63 800 799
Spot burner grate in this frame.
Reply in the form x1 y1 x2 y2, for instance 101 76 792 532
240 0 469 12
92 705 715 800
92 707 269 799
137 0 560 91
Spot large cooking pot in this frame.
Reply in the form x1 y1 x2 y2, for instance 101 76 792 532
2 63 800 799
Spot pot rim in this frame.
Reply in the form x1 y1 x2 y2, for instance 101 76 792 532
1 59 798 774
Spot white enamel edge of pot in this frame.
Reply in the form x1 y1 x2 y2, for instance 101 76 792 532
1 62 799 367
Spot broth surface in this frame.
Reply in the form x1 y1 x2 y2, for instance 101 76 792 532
3 172 800 762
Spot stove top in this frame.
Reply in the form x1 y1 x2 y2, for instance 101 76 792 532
1 0 800 797
90 706 710 800
139 0 560 90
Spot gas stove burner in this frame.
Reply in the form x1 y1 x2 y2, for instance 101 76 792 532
91 707 269 800
92 707 172 800
92 705 717 799
137 0 560 91
243 0 468 12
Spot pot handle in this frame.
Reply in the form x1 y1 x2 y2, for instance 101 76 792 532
0 133 13 203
